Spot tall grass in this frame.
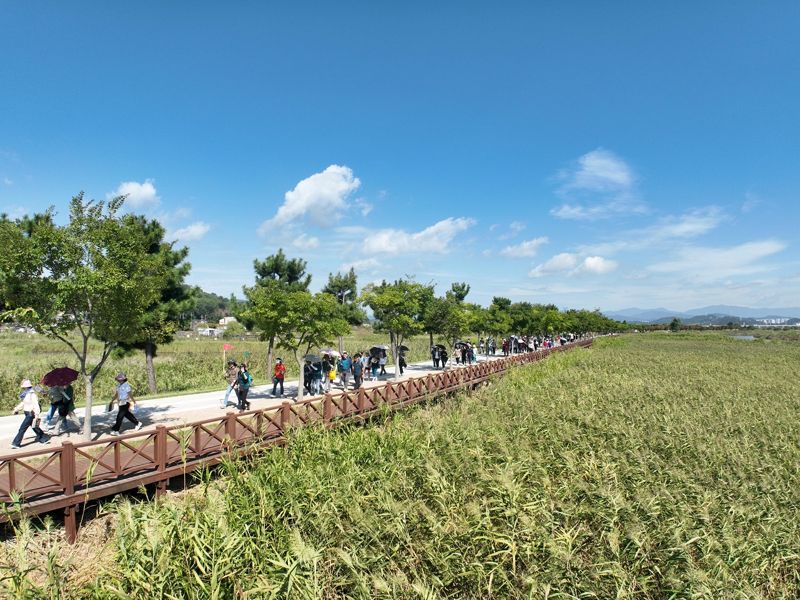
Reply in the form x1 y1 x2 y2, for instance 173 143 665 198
3 333 799 597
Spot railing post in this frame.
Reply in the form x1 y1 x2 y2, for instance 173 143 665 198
225 411 236 450
323 393 333 424
281 401 292 435
357 387 367 417
155 426 168 498
60 442 77 543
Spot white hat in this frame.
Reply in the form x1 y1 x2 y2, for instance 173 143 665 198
20 379 33 388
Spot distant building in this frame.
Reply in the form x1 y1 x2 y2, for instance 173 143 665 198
197 327 220 337
218 316 238 326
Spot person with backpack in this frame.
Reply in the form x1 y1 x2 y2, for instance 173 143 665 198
220 359 239 409
236 363 252 411
321 354 333 393
45 384 80 434
337 352 352 390
11 379 50 449
272 358 286 397
109 373 141 436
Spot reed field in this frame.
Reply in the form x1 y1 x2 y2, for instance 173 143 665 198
2 332 799 598
0 327 435 413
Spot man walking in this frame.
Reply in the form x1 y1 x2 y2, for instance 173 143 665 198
338 352 352 390
352 352 364 389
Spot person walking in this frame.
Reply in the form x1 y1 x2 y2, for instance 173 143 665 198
398 353 407 375
431 345 440 369
379 353 387 376
109 373 141 436
337 352 352 390
440 349 448 368
45 385 80 434
272 358 286 397
11 379 49 448
321 354 333 393
220 359 239 408
236 363 252 410
370 354 380 381
352 353 364 389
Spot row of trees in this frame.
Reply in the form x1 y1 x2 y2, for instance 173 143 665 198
0 194 624 438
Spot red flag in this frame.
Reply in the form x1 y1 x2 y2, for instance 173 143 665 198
223 343 233 351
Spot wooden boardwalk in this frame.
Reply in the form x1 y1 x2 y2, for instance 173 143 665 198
0 341 592 541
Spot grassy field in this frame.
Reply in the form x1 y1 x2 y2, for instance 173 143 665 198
0 327 437 413
2 332 799 598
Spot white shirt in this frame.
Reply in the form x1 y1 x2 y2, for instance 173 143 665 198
14 390 41 416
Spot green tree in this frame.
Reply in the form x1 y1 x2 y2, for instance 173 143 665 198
275 292 350 402
361 279 428 380
0 194 168 439
117 217 193 394
669 318 682 332
247 249 312 374
321 268 366 352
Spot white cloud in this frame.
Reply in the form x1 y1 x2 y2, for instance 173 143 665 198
576 256 618 275
499 236 549 258
172 221 211 242
340 257 380 272
648 240 786 281
292 233 320 250
551 148 646 220
562 148 634 192
648 207 723 239
529 252 617 278
108 179 160 208
363 217 476 255
529 252 579 277
258 165 361 234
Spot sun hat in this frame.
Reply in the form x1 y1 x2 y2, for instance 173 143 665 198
115 373 127 382
20 379 33 388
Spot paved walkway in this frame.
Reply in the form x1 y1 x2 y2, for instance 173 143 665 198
1 354 508 454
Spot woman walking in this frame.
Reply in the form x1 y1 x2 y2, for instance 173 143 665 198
109 373 141 436
11 379 50 449
236 363 252 411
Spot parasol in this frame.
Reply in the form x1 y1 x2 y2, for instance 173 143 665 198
41 367 79 387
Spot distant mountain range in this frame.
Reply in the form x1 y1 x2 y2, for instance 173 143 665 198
605 305 800 324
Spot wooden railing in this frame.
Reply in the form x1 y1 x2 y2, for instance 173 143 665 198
0 339 592 542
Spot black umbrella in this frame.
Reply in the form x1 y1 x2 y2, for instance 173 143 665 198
303 354 321 363
434 344 446 349
370 344 389 351
398 345 410 352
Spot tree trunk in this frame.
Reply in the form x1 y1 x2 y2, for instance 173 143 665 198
145 341 157 394
338 335 343 354
428 331 433 347
267 336 275 380
296 356 304 403
83 374 93 440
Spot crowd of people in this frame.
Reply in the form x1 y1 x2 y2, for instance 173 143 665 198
8 333 581 448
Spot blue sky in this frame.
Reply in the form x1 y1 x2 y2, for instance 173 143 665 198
2 1 799 311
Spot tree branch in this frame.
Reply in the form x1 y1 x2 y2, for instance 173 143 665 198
90 341 116 379
49 327 84 368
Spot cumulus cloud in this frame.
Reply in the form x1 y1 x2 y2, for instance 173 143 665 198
172 221 211 242
258 165 361 234
551 148 646 220
108 179 160 208
575 256 618 275
363 217 476 255
529 252 617 278
648 240 786 281
499 236 549 258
